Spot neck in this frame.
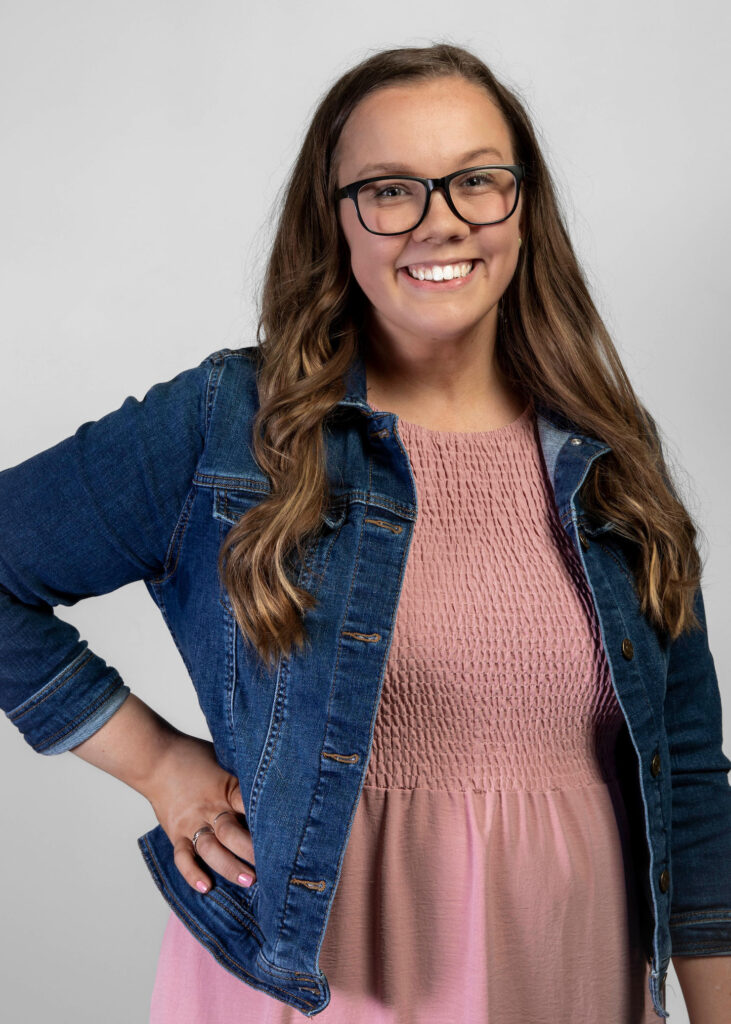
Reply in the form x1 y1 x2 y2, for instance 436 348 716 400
362 326 526 433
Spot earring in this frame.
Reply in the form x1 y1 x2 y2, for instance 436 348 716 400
518 237 523 248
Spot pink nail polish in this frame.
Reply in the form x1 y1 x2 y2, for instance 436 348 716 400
238 872 254 886
196 880 209 893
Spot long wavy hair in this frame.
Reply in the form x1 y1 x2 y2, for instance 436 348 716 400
218 42 705 671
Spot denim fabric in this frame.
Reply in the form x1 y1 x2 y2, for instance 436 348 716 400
1 345 730 1018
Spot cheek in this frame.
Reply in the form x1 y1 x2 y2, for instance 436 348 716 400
474 223 515 257
349 242 401 299
341 207 403 281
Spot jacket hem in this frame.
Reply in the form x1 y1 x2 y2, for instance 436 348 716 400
137 827 331 1016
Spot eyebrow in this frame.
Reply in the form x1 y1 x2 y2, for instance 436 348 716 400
354 146 506 178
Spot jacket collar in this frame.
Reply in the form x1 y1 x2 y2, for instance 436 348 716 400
334 345 613 536
336 344 611 460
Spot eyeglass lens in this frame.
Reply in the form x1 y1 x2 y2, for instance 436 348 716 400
356 167 517 234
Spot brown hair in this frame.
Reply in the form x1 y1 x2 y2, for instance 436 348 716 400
218 42 704 670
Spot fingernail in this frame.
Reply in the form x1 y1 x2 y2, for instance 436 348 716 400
196 880 209 893
238 872 254 887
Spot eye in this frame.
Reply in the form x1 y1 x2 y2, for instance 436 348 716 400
374 184 406 199
359 179 419 202
463 172 495 187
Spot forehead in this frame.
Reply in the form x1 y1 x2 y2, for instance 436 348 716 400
336 77 513 177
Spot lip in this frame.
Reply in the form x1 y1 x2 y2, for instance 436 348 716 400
399 260 480 290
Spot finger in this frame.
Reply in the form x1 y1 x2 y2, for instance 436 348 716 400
193 829 257 887
213 811 256 868
173 838 214 894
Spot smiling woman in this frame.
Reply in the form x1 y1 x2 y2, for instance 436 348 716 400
1 39 729 1024
148 43 728 1022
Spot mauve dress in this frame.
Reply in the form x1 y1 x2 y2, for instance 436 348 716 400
149 401 658 1023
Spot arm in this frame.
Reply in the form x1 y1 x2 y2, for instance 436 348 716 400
70 691 182 796
0 353 219 753
672 955 731 1024
665 585 731 957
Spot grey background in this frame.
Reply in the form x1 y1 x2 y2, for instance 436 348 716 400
1 1 729 1021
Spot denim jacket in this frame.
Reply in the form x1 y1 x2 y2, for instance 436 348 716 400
1 345 730 1019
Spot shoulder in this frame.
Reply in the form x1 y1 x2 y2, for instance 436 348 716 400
204 345 261 382
196 345 262 416
200 345 260 375
205 345 261 400
136 346 263 451
192 346 266 484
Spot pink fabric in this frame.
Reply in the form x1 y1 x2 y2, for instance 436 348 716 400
150 402 657 1023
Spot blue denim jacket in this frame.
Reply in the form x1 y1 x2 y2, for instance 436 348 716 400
1 346 730 1018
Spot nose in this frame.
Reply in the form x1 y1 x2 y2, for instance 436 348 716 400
413 186 469 240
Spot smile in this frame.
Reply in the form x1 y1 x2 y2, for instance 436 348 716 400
399 260 479 290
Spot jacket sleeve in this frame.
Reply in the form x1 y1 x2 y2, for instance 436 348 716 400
666 582 731 955
0 350 225 755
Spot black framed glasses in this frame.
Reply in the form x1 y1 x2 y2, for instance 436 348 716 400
335 163 525 236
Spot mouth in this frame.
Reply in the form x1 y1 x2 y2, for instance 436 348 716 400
398 259 480 290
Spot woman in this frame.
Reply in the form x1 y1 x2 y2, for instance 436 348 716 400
1 43 729 1023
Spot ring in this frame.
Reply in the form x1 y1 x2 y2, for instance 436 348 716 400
191 825 215 855
213 810 235 827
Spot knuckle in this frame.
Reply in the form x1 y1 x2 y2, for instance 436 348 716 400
218 810 243 832
196 830 215 849
215 818 233 839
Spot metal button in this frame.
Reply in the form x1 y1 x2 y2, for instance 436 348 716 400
621 637 634 659
650 752 661 777
659 869 670 893
578 530 590 551
569 437 583 445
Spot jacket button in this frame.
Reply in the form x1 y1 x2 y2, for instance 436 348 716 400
578 530 590 551
659 869 670 893
621 637 634 659
650 752 661 777
569 437 583 445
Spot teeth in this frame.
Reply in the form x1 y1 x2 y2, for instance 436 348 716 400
407 261 473 281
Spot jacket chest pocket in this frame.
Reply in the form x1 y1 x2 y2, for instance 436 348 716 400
213 486 269 528
212 487 268 617
212 486 349 603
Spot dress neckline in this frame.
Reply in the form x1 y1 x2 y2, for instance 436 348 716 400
370 400 534 440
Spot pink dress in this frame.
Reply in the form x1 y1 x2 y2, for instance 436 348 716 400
149 402 658 1023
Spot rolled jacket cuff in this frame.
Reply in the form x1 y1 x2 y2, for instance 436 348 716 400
670 910 731 956
5 645 131 754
